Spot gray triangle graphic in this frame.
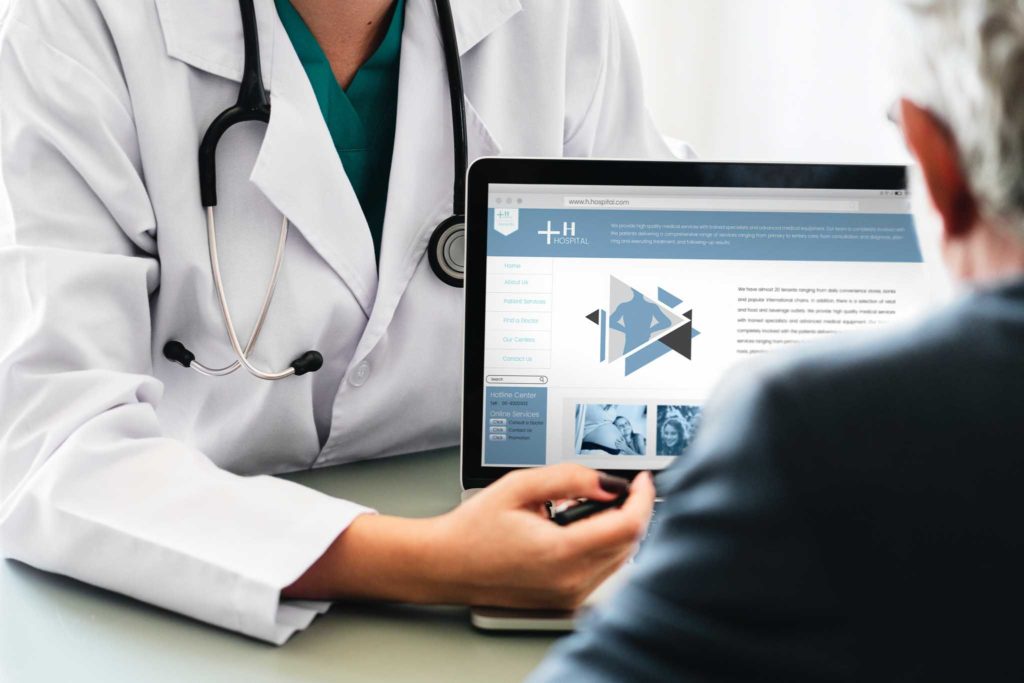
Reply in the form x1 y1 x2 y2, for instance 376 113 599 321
607 276 684 362
660 321 693 359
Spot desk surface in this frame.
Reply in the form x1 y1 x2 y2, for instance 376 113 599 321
0 449 559 683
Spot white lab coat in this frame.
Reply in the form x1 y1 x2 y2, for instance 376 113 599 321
0 0 679 643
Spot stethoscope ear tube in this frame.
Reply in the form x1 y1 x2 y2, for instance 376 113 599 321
167 0 320 381
170 210 321 380
433 0 467 215
198 0 271 208
198 106 270 208
201 207 315 380
428 0 469 289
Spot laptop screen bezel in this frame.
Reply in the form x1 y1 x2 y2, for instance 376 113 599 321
460 157 908 489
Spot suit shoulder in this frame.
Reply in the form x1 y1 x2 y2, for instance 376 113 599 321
747 283 1024 399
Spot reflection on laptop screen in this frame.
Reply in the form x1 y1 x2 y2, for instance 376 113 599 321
481 182 928 471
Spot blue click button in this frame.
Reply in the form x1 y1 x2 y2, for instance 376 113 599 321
488 434 508 442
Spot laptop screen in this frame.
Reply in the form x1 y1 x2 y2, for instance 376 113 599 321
479 180 928 471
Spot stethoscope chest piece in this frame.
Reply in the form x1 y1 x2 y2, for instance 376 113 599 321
428 214 466 287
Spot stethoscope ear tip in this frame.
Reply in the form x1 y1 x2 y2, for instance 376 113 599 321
163 340 195 368
291 350 324 376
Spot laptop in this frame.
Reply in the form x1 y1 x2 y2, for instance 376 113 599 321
460 158 930 630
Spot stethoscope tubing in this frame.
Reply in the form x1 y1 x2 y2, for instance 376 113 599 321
186 210 290 377
434 0 468 213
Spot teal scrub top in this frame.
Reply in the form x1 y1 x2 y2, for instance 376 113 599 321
275 0 405 263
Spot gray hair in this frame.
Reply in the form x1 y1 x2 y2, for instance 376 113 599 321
894 0 1024 234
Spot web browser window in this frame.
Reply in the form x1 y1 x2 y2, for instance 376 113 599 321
481 182 928 470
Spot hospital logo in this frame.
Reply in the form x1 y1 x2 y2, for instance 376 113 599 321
538 220 589 246
493 208 519 237
585 276 700 377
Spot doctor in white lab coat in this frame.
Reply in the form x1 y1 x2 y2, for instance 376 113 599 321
0 0 671 643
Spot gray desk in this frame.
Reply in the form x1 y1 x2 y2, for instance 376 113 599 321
0 449 560 682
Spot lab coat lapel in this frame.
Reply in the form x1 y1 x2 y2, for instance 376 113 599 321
156 0 378 316
353 0 512 361
155 0 276 85
249 8 378 316
449 0 524 54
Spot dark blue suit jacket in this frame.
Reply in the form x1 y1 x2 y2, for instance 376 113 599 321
531 278 1024 682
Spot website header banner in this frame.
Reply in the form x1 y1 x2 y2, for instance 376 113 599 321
486 208 923 263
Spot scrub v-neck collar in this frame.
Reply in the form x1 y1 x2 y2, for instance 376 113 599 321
275 0 406 262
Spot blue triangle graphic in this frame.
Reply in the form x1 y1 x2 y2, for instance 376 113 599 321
658 287 683 309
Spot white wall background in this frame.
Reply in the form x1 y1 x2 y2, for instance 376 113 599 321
619 1 952 285
620 0 909 164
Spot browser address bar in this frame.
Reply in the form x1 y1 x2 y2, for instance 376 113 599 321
563 196 860 212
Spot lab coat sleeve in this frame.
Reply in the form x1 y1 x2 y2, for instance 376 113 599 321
562 0 696 160
0 14 369 645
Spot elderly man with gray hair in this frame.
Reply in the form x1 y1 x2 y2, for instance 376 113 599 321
530 2 1024 681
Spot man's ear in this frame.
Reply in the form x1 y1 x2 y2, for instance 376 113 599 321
900 99 978 238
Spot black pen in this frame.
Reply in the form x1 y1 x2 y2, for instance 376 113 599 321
550 491 630 526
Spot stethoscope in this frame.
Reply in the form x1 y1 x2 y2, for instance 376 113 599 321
164 0 468 381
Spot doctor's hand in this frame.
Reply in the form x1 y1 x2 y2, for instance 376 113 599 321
433 464 656 609
282 464 656 609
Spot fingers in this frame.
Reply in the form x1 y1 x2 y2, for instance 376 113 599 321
551 544 636 609
562 471 655 552
583 544 634 587
495 463 629 507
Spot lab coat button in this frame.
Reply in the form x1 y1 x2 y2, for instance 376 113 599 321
349 360 371 387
